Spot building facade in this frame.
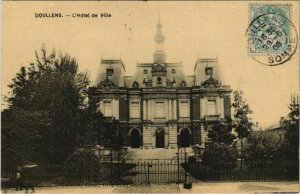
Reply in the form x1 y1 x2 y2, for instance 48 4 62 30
88 18 232 149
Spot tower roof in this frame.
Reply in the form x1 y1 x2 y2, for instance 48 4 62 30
153 14 166 64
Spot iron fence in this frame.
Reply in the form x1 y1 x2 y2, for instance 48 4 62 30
1 160 298 187
184 161 299 182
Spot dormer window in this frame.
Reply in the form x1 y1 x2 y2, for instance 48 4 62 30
205 67 213 76
180 81 187 87
106 69 114 76
132 81 139 88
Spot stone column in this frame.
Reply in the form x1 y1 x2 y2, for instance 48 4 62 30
200 97 206 119
115 99 119 120
220 97 224 119
168 99 172 120
143 99 146 120
168 124 178 148
216 97 220 115
165 127 169 148
148 99 151 120
152 127 156 148
143 126 152 148
173 99 177 120
151 99 154 120
165 99 168 120
112 99 115 118
99 101 104 114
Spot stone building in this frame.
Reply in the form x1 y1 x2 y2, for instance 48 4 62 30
88 18 232 149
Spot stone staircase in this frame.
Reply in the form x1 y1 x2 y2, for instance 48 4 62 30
200 129 209 145
125 147 194 161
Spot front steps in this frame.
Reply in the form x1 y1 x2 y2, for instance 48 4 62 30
126 147 194 161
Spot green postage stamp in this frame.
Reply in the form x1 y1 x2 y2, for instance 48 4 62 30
247 4 298 66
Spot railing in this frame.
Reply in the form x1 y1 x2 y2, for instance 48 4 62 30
183 161 299 182
2 161 298 186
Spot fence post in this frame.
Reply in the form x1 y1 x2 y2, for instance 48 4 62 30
147 162 152 186
110 149 113 184
184 151 187 183
117 152 120 184
205 164 207 182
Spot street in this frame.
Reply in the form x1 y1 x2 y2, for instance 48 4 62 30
2 182 299 193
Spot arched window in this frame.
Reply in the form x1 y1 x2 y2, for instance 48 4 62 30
180 81 187 87
129 128 141 148
156 128 165 148
179 128 190 147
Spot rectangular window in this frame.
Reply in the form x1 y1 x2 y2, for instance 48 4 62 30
155 101 165 118
207 100 217 115
103 101 112 117
130 101 140 119
179 100 189 118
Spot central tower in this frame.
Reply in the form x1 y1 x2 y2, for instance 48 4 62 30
153 14 166 64
152 14 167 87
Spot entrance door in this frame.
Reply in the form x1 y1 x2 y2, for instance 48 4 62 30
156 128 165 148
130 128 140 148
180 128 190 147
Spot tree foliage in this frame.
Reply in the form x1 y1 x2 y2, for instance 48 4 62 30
202 143 238 168
282 96 299 161
1 108 52 165
208 117 236 145
243 131 284 163
82 111 124 149
2 46 125 166
63 149 100 175
3 46 90 165
232 90 254 139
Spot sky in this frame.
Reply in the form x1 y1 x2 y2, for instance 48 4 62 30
2 1 299 129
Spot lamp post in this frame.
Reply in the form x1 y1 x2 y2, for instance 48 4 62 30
147 162 152 186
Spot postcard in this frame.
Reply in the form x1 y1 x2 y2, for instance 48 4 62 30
1 1 299 193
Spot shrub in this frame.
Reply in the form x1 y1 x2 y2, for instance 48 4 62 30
243 131 284 163
188 156 196 163
202 143 238 169
63 149 99 179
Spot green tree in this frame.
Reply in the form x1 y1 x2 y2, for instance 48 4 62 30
1 108 52 165
63 148 100 182
232 90 254 139
231 90 254 168
3 46 90 164
243 131 285 163
85 106 124 150
282 95 299 161
208 117 236 145
203 143 238 168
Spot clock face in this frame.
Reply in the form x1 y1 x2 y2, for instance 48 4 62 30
205 67 213 76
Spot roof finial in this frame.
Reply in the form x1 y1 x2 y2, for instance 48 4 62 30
153 12 166 64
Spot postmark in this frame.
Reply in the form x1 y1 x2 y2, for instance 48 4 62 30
247 4 298 66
